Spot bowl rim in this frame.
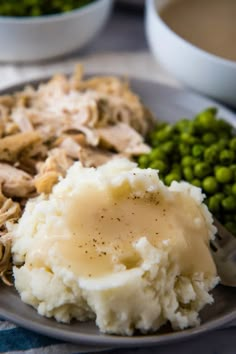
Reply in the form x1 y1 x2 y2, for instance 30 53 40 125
0 0 109 23
147 0 236 68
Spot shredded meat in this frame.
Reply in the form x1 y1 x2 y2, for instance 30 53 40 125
0 163 35 198
0 65 155 285
0 131 41 163
59 136 81 159
0 238 12 286
79 146 120 168
34 149 73 194
96 123 151 156
0 185 21 285
0 198 20 227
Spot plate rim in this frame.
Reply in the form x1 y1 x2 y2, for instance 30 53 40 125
0 299 235 347
0 75 235 347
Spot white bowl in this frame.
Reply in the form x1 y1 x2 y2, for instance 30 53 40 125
0 0 113 62
145 0 236 107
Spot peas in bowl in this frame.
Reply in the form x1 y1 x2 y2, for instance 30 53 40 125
0 0 113 62
0 0 96 17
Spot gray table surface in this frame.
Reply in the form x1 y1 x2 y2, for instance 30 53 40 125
66 2 148 58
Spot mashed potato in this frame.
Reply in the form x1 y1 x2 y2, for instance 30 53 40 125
11 158 219 335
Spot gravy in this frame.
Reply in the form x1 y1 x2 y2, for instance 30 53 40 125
26 184 216 278
160 0 236 62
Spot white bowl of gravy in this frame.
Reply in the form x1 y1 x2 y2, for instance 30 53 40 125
145 0 236 107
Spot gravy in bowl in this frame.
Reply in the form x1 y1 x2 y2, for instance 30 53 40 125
160 0 236 62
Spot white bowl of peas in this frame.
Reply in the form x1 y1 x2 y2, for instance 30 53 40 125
0 0 113 62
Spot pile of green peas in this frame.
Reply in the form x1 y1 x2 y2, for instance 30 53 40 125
138 108 236 235
0 0 95 17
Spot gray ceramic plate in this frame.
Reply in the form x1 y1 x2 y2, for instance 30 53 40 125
0 77 236 348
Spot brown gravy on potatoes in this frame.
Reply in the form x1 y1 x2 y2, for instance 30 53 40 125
160 0 236 62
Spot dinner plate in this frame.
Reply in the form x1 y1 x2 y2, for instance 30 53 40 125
0 77 236 348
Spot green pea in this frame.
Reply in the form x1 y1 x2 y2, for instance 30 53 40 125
195 108 217 131
164 125 174 134
165 173 181 186
183 167 194 182
190 137 199 145
150 160 167 173
180 132 192 144
194 162 211 179
156 122 168 130
223 184 233 196
202 132 216 145
214 165 222 174
172 163 182 173
230 137 236 151
175 119 193 133
202 176 219 194
179 143 191 156
192 144 205 158
220 149 235 165
216 118 232 134
149 138 159 147
232 183 236 196
149 148 166 161
181 156 194 167
204 146 219 164
208 196 221 213
191 179 201 188
214 192 225 201
155 127 173 142
150 132 162 146
207 107 218 115
221 196 236 211
161 141 175 154
149 131 158 145
31 7 41 16
138 155 149 168
218 138 229 149
180 133 198 145
231 164 236 172
215 166 233 183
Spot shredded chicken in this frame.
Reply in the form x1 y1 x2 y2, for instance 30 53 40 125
0 238 12 286
35 149 73 194
0 198 21 227
0 131 41 162
0 65 155 284
59 136 82 159
0 163 35 198
97 122 151 155
79 146 120 168
0 185 21 284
